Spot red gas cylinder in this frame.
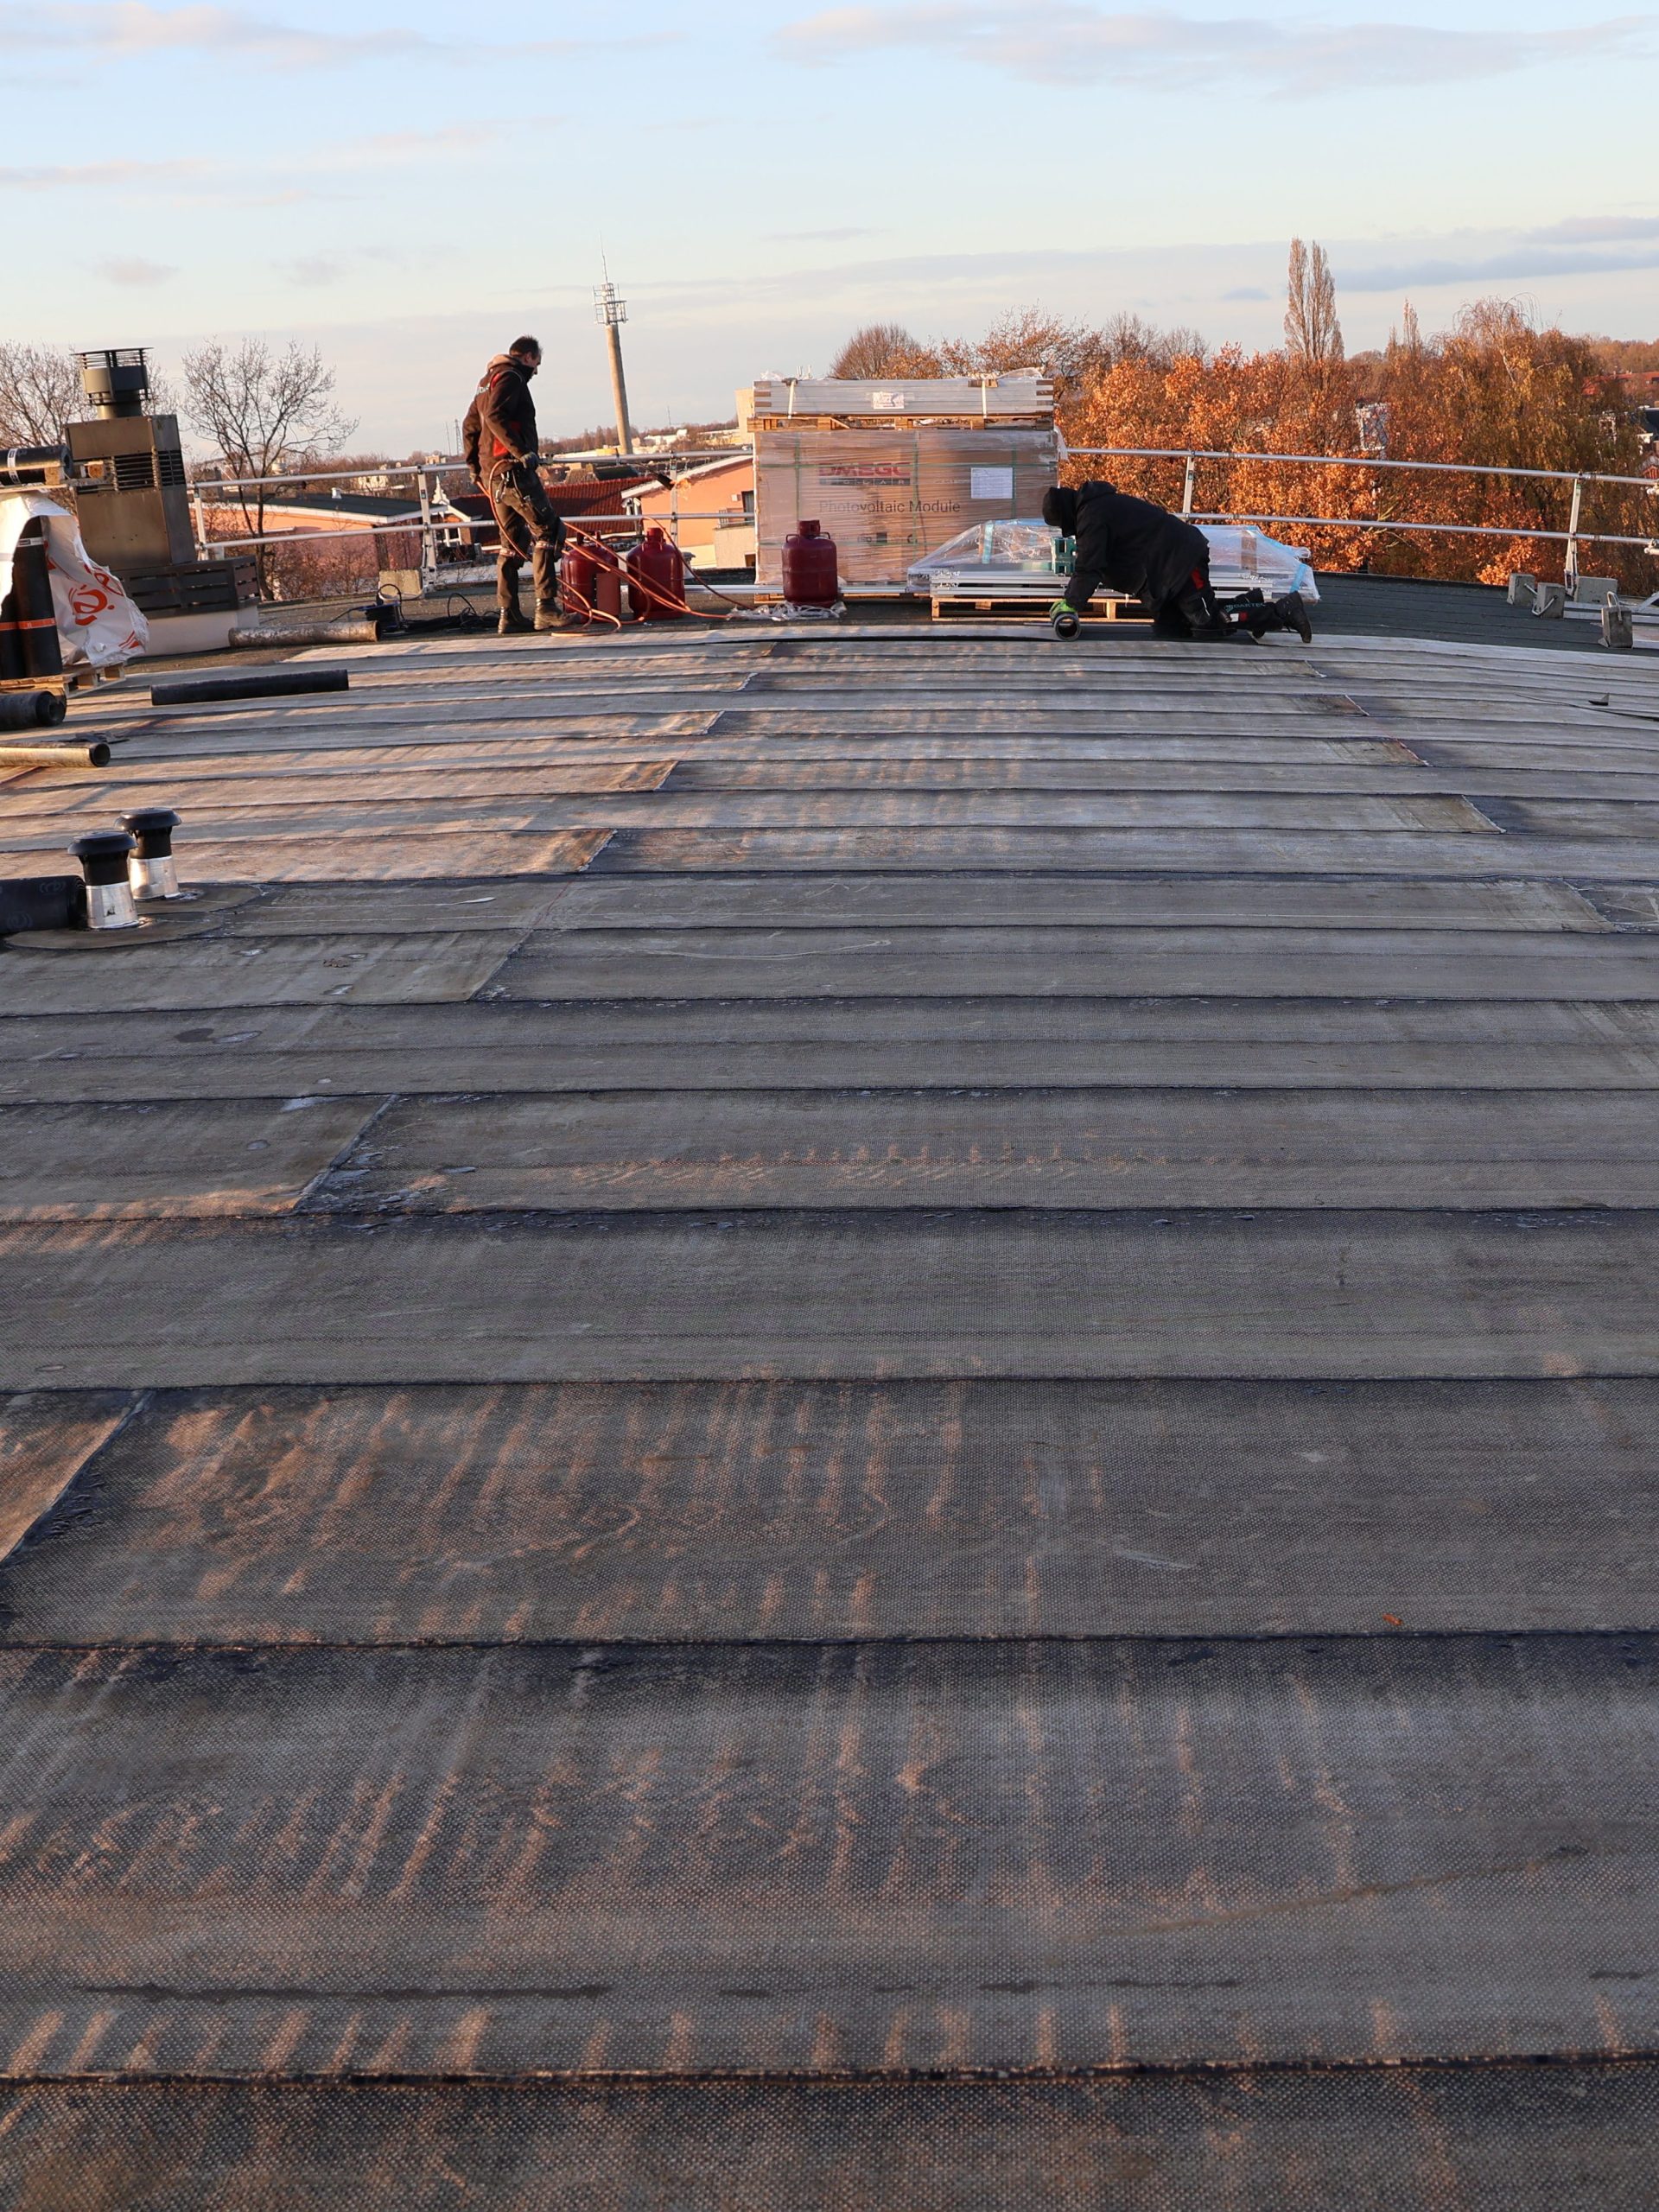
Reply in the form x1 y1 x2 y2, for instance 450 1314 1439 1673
594 560 626 624
783 518 838 607
626 525 686 622
559 539 599 621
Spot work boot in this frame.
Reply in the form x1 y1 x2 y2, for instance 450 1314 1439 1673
1277 590 1313 644
498 601 533 637
1232 594 1307 644
535 603 583 632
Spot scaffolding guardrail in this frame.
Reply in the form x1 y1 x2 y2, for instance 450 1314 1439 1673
188 450 753 567
1068 445 1659 581
185 442 1659 580
194 512 737 553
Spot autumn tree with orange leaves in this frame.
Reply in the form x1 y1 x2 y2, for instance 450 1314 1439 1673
831 238 1658 586
1063 253 1653 585
1365 300 1647 581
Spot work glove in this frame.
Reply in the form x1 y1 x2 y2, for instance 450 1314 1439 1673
1049 601 1080 639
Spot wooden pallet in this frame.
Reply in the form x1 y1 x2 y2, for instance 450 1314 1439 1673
928 587 1147 624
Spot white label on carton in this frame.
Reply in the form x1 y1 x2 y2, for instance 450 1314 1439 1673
969 466 1014 500
871 391 908 410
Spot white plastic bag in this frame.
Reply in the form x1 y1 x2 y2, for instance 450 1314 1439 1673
0 490 149 668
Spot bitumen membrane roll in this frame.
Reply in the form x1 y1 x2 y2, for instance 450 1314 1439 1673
149 668 350 706
0 689 67 730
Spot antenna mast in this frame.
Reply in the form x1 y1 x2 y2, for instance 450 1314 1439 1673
594 279 635 458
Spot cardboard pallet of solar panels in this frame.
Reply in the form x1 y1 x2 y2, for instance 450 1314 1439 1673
742 377 1063 598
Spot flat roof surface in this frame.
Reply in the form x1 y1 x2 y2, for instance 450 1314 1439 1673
3 608 1659 2206
1314 571 1655 652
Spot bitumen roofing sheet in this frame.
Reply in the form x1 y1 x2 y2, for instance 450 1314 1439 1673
4 1377 1658 1643
4 2066 1656 2212
0 1636 1654 2078
3 607 1659 2207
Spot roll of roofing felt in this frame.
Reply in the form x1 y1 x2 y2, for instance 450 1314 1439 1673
150 668 350 705
228 621 381 646
0 690 66 730
0 742 110 766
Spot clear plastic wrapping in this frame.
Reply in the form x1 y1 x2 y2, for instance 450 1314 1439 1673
907 518 1320 601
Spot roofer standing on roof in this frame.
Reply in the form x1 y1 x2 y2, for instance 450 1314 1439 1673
463 335 573 636
1041 482 1312 644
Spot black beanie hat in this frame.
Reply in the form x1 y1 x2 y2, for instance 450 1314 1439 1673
1042 486 1077 534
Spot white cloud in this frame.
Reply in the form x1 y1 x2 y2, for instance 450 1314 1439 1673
278 255 349 287
777 3 1650 96
0 122 556 200
0 156 202 189
0 2 433 66
96 255 178 284
1522 213 1659 244
0 3 614 69
765 226 889 243
1339 243 1659 290
326 124 542 169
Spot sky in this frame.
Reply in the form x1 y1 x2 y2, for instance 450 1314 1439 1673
4 0 1656 453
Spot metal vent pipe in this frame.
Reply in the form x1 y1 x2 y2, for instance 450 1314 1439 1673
76 347 149 421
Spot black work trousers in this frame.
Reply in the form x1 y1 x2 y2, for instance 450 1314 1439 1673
1149 563 1230 640
487 462 565 612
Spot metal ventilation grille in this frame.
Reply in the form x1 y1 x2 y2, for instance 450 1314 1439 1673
111 453 157 490
156 447 187 486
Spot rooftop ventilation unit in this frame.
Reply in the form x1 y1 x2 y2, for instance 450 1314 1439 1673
67 345 196 569
77 346 152 420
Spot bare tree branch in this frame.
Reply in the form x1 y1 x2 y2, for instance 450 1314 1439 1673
0 344 86 446
0 344 178 445
181 338 356 588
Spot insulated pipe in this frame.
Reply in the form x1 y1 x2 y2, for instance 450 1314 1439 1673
120 807 182 899
0 445 70 486
0 742 110 767
70 830 138 931
0 690 69 730
150 667 350 705
228 620 381 647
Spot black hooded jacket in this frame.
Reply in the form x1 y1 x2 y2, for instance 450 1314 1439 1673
463 353 539 481
1045 481 1211 613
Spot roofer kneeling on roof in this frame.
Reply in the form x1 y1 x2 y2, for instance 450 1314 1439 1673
463 335 577 637
1041 482 1312 645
